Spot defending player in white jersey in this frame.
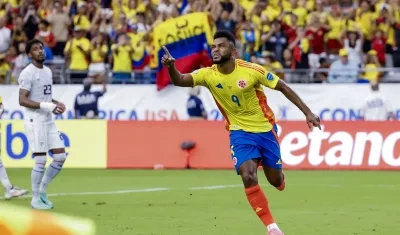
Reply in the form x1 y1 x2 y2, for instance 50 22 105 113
18 39 67 210
0 96 29 199
360 82 396 121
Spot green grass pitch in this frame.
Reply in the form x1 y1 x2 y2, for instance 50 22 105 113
3 169 400 235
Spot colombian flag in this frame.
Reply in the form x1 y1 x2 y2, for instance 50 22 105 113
151 12 215 91
129 32 150 70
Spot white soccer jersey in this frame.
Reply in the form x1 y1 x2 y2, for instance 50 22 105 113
361 92 392 121
18 63 53 123
18 63 64 153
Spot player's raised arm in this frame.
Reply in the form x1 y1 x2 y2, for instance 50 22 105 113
274 79 321 130
161 46 194 87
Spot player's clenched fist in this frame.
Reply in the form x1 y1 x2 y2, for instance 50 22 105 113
53 103 66 115
161 46 175 67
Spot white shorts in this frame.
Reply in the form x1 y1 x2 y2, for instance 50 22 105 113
88 62 106 76
24 122 65 153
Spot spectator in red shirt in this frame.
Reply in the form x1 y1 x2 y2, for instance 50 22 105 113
35 20 56 49
371 29 386 66
306 13 330 68
281 12 298 44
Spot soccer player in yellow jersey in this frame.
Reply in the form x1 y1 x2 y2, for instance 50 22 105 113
161 31 321 235
0 96 29 200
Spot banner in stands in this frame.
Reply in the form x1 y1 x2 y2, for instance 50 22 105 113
0 84 399 121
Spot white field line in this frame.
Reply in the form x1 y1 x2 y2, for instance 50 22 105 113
0 183 397 200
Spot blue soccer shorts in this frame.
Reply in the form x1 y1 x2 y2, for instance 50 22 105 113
229 124 282 174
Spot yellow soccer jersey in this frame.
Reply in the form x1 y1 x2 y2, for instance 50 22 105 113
191 59 279 133
0 96 2 103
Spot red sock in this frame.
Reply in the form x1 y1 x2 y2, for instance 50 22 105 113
245 184 274 226
275 172 286 191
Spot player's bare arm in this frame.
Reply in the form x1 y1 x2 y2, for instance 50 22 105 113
161 46 194 87
19 89 63 114
274 80 321 130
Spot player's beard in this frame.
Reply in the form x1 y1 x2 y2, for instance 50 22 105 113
35 58 45 64
212 53 232 65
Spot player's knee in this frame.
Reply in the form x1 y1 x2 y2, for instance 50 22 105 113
53 153 67 162
267 174 284 188
240 171 258 188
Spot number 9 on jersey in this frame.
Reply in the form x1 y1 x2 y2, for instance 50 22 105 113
231 95 240 106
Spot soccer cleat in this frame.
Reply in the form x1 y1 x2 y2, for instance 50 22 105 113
267 228 284 235
4 186 29 200
31 199 52 210
40 192 54 209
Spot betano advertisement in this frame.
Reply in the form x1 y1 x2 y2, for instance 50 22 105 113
1 120 399 170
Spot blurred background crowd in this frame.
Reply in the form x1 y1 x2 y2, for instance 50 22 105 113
0 0 399 85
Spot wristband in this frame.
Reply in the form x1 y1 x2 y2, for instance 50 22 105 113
40 102 57 112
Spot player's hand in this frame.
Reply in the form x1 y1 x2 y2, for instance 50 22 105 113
161 46 175 68
306 112 321 131
53 103 66 115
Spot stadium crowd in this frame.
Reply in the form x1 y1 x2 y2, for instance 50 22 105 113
0 0 399 84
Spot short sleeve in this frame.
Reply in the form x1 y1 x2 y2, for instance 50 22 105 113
64 41 71 53
101 45 108 54
190 68 209 87
18 70 32 91
83 39 91 51
253 64 280 89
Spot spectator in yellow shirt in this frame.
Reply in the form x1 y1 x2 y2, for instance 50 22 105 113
326 5 346 55
73 2 91 31
64 27 91 83
88 34 109 84
362 50 382 83
0 53 10 84
258 51 284 79
111 33 134 84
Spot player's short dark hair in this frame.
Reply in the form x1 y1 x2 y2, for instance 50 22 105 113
25 39 43 54
213 30 236 46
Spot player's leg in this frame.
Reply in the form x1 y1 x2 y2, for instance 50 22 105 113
25 122 51 209
40 123 67 208
262 167 285 191
252 128 285 234
0 157 13 192
0 157 29 200
232 140 280 234
259 125 286 191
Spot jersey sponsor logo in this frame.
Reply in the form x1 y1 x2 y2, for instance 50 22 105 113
266 72 274 81
237 80 246 88
216 83 223 89
232 157 237 166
